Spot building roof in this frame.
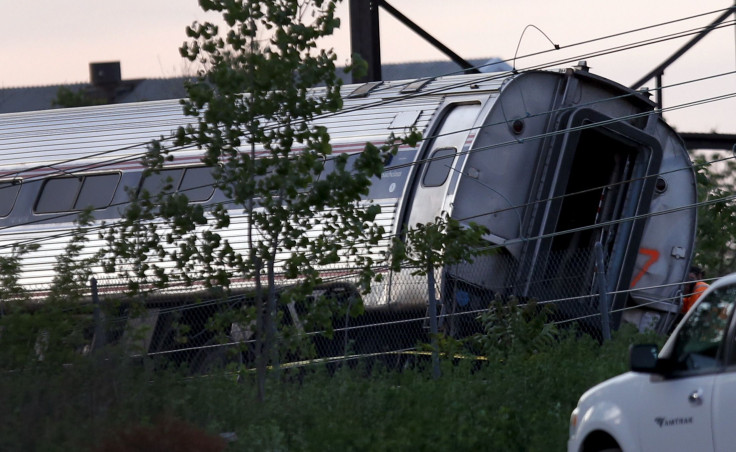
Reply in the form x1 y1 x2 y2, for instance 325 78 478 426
0 58 509 114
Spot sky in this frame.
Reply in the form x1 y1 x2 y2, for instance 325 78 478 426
2 1 735 135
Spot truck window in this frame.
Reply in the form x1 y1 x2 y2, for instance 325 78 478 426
672 285 736 373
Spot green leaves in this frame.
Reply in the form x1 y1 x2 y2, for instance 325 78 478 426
51 86 106 108
48 209 99 304
390 213 492 275
0 242 40 307
473 295 559 360
691 152 736 275
95 0 423 399
389 213 492 379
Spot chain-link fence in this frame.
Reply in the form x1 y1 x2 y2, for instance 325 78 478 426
1 242 686 371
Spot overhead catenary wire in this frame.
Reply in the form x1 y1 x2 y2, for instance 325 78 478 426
1 63 732 204
1 5 733 177
333 6 736 95
0 80 731 262
0 82 733 261
0 11 732 290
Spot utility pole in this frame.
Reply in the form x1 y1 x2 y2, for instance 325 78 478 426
349 0 382 83
348 0 479 83
631 5 736 150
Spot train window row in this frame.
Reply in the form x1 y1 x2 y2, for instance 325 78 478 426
0 166 217 218
0 150 418 219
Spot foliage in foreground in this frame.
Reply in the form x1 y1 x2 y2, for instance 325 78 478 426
691 151 736 276
0 323 661 451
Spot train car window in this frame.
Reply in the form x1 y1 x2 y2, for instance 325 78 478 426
138 169 184 197
320 151 417 200
0 179 21 217
36 173 121 213
35 177 81 213
319 153 358 180
180 167 216 202
139 167 216 203
74 173 120 210
368 149 416 199
422 147 456 187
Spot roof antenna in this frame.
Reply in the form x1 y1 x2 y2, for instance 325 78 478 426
512 24 560 73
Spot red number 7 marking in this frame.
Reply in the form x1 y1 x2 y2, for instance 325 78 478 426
631 248 659 288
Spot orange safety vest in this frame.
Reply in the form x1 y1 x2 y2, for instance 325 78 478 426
682 281 709 313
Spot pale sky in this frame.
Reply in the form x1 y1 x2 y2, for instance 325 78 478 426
2 1 735 134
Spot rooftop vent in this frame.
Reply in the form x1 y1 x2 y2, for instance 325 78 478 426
89 62 121 86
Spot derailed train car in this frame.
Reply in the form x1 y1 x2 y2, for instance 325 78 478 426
0 64 696 361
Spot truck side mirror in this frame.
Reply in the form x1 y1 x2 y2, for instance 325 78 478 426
629 343 659 372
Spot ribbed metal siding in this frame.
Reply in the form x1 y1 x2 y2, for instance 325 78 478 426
0 73 510 293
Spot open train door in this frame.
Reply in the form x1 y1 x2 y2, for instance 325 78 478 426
520 108 663 332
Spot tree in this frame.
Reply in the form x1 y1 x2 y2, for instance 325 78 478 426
389 214 491 378
100 0 409 400
0 243 38 311
690 152 736 277
0 211 101 370
48 209 99 303
51 86 106 108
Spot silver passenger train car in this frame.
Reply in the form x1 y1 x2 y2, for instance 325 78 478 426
0 64 697 357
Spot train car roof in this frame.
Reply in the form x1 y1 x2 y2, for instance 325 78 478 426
0 72 516 177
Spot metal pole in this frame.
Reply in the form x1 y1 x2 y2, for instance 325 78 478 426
91 277 106 352
349 0 382 82
379 0 480 74
427 264 441 379
594 243 612 341
630 6 736 89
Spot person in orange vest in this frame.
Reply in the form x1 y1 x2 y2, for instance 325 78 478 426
682 265 709 314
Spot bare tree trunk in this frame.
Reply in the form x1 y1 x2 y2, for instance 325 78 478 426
427 262 441 379
254 260 267 402
246 139 268 402
267 254 280 375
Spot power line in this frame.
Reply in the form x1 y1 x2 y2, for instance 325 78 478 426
2 11 732 184
0 82 732 255
4 7 731 173
0 12 733 287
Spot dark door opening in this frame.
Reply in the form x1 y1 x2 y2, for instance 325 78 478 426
523 107 663 336
553 128 637 254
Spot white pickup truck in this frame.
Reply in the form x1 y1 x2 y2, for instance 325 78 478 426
568 273 736 452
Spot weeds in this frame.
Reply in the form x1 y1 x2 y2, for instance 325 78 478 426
0 299 664 451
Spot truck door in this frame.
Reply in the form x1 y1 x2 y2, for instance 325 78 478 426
636 286 736 451
403 103 480 228
708 283 736 451
636 374 715 451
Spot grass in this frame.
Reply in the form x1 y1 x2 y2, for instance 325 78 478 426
0 325 661 451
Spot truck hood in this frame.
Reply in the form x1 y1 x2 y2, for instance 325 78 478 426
579 372 646 405
576 371 649 431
